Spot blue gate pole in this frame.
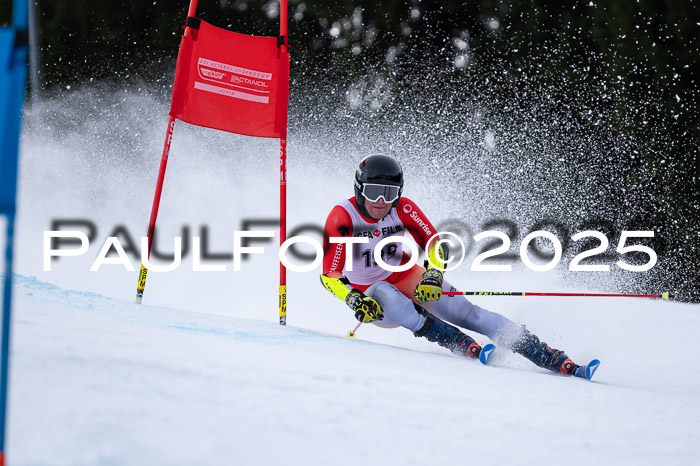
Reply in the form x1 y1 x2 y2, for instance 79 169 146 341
0 213 16 466
0 0 29 464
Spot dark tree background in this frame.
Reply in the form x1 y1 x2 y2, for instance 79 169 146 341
3 0 698 299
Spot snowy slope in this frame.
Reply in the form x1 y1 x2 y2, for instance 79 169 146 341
6 274 700 466
5 88 699 465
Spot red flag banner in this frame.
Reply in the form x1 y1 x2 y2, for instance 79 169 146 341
170 19 289 138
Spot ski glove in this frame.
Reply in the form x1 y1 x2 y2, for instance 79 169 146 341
346 289 384 323
414 268 443 304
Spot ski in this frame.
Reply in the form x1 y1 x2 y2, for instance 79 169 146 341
573 359 600 380
479 343 496 365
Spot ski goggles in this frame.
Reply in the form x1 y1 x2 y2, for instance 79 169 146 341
361 183 401 203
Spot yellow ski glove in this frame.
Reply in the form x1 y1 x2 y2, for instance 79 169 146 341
414 268 444 304
346 289 384 323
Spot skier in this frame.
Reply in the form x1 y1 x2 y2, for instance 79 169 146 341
320 154 587 376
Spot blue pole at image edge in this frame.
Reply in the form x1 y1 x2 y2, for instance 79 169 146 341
0 0 29 462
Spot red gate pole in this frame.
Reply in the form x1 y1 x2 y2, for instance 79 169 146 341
136 0 199 304
443 291 669 299
136 116 175 303
279 138 287 325
278 0 288 325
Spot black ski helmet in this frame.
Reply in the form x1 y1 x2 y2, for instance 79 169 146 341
354 154 404 213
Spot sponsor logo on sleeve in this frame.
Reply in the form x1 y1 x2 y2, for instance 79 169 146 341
410 210 432 236
330 244 344 271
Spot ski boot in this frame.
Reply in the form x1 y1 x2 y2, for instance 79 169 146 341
413 310 493 363
560 359 579 375
512 327 576 375
565 359 601 379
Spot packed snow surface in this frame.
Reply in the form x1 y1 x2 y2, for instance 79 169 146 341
5 88 699 465
7 274 700 466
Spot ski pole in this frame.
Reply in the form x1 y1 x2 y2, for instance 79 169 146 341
443 291 669 300
347 322 362 338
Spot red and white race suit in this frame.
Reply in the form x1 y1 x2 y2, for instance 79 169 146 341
322 196 436 288
321 195 521 343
